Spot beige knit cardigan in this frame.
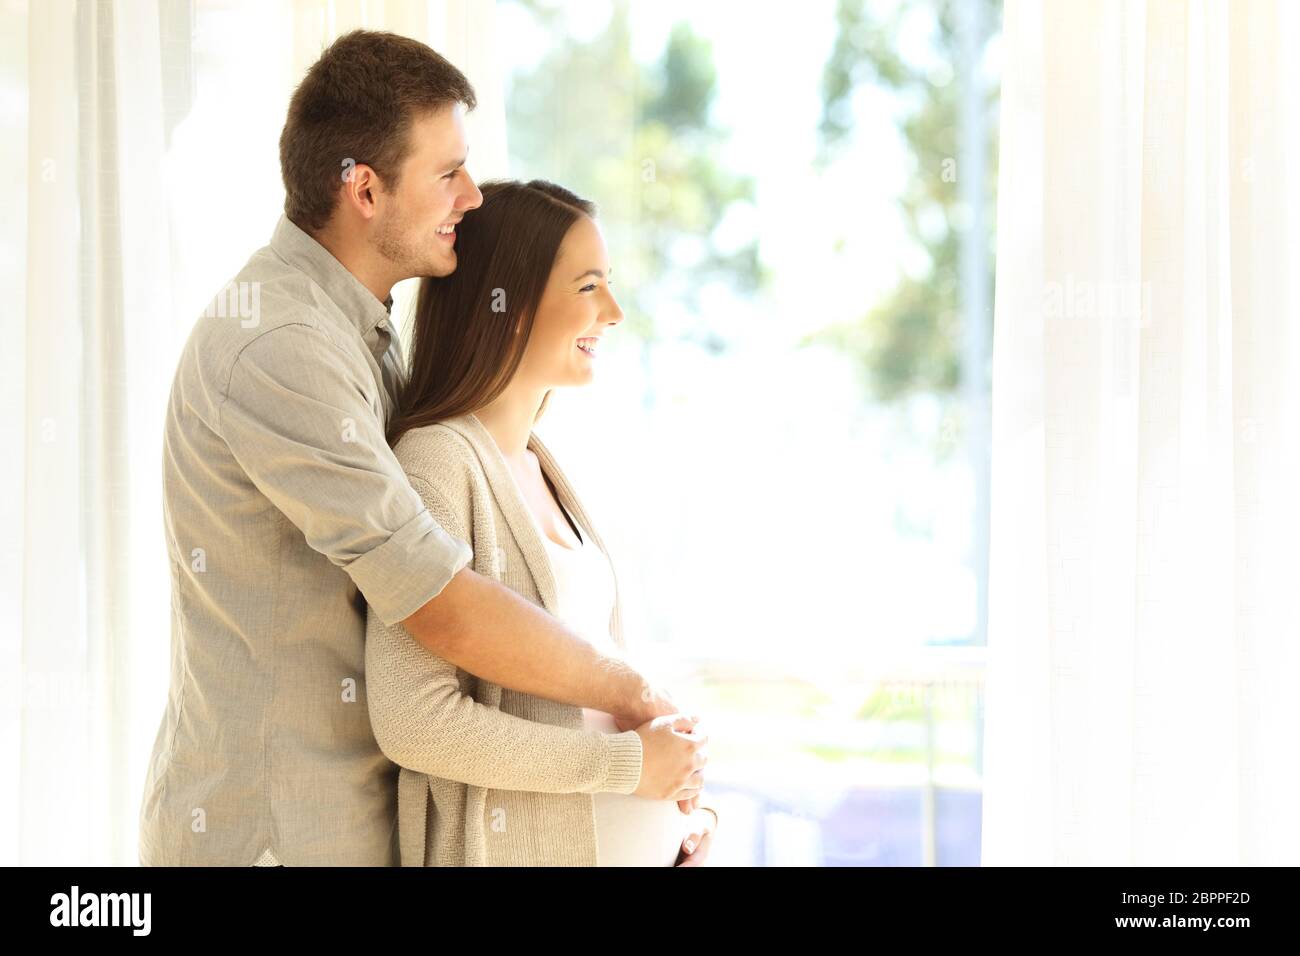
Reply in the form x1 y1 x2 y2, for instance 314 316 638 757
364 411 648 866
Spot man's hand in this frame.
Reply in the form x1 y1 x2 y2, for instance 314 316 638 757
612 677 685 726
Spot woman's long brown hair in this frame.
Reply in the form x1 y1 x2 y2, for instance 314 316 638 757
387 179 596 447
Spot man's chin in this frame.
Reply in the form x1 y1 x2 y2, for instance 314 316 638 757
425 252 457 278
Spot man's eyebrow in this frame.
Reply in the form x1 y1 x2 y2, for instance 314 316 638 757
571 267 612 282
441 148 468 173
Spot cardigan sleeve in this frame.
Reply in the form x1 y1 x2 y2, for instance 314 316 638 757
363 438 643 796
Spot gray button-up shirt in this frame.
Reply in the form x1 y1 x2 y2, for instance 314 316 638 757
138 215 473 866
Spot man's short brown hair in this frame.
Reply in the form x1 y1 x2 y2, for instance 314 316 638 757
279 30 477 232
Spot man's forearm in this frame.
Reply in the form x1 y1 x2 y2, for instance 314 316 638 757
400 566 664 723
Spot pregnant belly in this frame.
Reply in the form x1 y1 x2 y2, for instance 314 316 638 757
584 707 691 867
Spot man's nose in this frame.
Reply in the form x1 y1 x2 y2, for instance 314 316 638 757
458 172 483 211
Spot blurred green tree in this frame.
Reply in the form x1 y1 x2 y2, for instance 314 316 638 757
812 0 999 405
505 0 763 349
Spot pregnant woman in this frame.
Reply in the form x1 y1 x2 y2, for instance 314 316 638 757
365 179 718 866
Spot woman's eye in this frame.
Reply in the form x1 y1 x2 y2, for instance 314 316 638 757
579 283 597 293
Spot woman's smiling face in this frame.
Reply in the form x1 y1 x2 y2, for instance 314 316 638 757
514 214 624 389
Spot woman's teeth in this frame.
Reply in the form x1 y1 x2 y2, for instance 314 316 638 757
576 338 598 355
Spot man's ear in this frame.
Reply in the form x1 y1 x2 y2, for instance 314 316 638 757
337 161 382 222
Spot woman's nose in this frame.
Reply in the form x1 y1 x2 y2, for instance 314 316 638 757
603 290 625 326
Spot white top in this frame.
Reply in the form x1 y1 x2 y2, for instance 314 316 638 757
532 504 690 867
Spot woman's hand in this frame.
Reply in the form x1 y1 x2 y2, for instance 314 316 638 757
631 715 707 802
620 710 707 813
674 807 716 867
624 712 707 816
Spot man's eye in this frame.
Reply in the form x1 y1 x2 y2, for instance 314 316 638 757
443 169 458 180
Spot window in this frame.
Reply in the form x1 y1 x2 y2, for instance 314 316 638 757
503 0 1001 866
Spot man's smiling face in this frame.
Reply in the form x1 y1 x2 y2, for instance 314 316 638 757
371 103 483 279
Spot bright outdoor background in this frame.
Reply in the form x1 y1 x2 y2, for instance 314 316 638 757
0 0 1000 865
502 0 1001 865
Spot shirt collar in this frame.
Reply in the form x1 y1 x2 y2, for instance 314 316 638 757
269 214 394 341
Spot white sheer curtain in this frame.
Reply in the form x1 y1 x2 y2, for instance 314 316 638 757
985 0 1300 865
1 0 506 866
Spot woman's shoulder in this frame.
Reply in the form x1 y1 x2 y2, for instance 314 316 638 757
391 415 485 488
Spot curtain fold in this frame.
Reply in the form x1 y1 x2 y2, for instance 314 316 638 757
15 0 89 868
985 0 1300 865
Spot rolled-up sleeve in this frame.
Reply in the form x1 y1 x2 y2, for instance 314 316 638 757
217 322 473 625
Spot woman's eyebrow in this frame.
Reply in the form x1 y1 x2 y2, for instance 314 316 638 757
571 267 612 281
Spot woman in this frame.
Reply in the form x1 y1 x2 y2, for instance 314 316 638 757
365 179 718 866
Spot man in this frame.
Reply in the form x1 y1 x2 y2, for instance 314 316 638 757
138 30 707 866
